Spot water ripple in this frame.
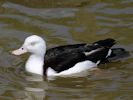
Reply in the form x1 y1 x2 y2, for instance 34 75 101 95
2 2 78 19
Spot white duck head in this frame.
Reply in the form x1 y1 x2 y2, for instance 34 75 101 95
12 35 46 56
12 35 46 75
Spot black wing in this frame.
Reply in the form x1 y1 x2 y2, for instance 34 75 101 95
45 38 115 60
45 43 86 59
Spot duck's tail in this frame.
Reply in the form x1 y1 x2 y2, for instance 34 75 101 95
94 38 130 63
108 48 130 61
100 47 130 64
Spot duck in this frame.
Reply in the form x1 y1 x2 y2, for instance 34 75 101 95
11 35 129 77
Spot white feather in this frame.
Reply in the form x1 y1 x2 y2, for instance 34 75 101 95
26 54 44 75
84 48 103 56
47 67 57 76
106 49 112 58
46 60 97 77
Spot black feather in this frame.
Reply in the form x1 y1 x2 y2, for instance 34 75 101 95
94 38 116 47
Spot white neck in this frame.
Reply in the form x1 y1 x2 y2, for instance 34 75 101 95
25 54 44 75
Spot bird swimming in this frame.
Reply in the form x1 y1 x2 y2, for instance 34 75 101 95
11 35 129 77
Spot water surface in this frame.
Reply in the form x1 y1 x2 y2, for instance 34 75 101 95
0 0 133 100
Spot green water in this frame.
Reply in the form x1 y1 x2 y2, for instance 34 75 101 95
0 0 133 100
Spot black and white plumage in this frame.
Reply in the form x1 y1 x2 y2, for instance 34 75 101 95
11 35 129 77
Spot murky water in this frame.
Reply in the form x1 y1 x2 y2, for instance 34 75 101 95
0 0 133 100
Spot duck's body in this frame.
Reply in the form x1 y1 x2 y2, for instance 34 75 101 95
12 35 129 77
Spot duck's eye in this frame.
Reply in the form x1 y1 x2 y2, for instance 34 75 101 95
30 42 36 46
22 48 24 50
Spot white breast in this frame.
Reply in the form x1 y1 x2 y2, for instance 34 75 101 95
26 55 44 75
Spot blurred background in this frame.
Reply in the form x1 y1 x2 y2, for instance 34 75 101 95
0 0 132 100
